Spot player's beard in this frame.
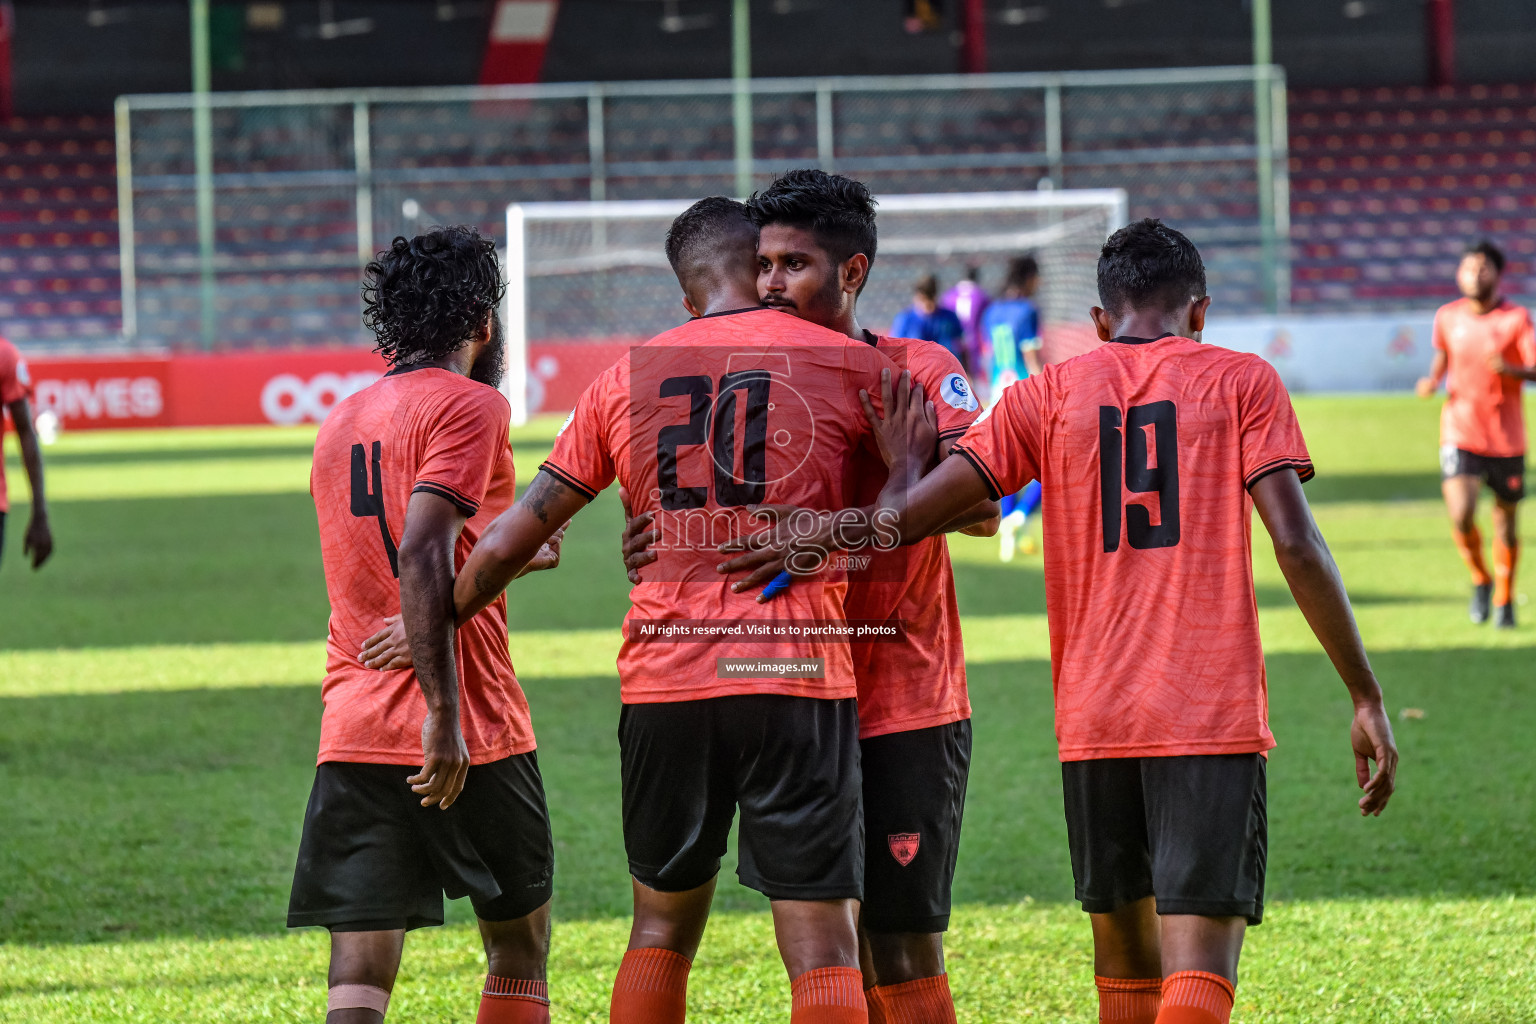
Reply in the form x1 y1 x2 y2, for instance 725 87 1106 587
470 310 506 388
762 268 846 327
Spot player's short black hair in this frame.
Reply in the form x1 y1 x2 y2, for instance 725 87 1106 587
362 225 505 366
1096 218 1206 315
1464 239 1506 274
913 273 939 300
665 196 757 287
1005 255 1040 289
749 168 879 267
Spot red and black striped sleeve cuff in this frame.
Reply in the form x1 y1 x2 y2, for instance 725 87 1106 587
1245 457 1316 490
938 425 971 441
482 976 549 1003
538 460 601 500
949 444 1004 501
412 481 479 516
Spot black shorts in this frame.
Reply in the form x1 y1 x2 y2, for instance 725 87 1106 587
287 754 554 932
860 719 971 934
618 694 863 901
1062 754 1267 925
1441 445 1526 503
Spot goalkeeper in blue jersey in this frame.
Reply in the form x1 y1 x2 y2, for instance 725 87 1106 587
979 255 1045 561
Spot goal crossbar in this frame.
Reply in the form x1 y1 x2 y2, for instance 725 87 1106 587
503 189 1128 424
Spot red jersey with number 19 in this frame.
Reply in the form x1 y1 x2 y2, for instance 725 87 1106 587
542 307 904 705
950 336 1312 761
309 366 534 767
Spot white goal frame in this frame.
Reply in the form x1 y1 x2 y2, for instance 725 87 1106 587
502 189 1129 425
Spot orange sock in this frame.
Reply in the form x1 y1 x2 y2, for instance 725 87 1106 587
1454 526 1493 586
1096 975 1161 1023
790 966 868 1024
1494 540 1519 606
476 977 549 1024
609 947 690 1024
1155 971 1234 1024
868 974 956 1024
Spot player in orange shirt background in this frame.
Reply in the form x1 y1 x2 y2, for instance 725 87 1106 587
293 227 561 1024
723 219 1399 1024
1415 240 1536 628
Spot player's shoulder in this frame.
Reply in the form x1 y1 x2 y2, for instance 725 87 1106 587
878 334 978 414
404 366 510 417
1498 298 1533 323
879 333 963 375
0 336 18 370
343 367 509 431
1435 296 1470 320
655 307 824 343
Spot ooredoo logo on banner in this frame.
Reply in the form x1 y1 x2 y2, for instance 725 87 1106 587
168 350 387 427
261 371 381 425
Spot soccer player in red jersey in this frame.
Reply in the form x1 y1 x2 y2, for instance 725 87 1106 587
292 228 559 1024
746 170 999 1024
726 219 1399 1024
1415 240 1536 628
628 171 996 1023
371 198 916 1024
0 336 52 571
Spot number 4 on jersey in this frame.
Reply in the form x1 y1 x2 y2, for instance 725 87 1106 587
351 440 400 577
1100 401 1180 552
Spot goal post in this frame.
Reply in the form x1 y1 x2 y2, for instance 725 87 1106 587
503 189 1128 425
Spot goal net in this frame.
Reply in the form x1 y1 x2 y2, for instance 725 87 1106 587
503 190 1128 424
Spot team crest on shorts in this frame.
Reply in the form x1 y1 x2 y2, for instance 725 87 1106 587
888 832 921 866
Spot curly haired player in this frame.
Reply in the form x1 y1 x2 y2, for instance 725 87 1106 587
291 226 561 1024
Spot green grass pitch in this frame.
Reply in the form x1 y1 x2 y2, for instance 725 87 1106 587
1 395 1534 1022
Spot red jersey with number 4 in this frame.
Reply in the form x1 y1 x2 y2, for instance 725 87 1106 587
0 339 34 514
846 335 980 738
1433 298 1536 458
310 366 533 766
543 307 903 704
950 336 1313 761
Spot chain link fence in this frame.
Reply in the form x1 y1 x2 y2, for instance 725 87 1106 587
117 67 1287 351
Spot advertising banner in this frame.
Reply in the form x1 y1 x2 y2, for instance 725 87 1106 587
14 310 1449 432
24 349 387 431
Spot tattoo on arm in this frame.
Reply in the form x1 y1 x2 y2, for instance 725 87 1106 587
522 472 577 525
474 567 496 600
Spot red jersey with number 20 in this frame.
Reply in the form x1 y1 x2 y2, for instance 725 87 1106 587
950 336 1312 761
543 307 903 705
846 335 981 738
310 366 534 766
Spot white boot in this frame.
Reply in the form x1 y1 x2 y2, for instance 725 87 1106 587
998 509 1027 562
